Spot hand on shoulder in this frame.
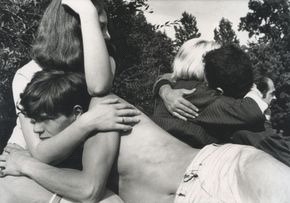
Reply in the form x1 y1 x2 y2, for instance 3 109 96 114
79 98 141 132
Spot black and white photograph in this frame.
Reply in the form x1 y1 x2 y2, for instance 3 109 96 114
1 0 290 202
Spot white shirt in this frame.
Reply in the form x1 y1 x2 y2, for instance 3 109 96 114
8 60 42 148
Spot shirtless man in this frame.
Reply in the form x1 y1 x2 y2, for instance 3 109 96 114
1 70 290 203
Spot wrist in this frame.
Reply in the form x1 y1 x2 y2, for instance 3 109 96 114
159 84 172 99
20 157 37 176
78 113 98 133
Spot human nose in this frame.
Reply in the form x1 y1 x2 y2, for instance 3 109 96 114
33 122 45 134
103 30 110 40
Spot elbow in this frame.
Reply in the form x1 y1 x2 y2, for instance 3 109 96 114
29 148 50 164
244 112 264 125
78 181 104 203
87 83 112 97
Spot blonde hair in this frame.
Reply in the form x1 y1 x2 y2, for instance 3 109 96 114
172 39 221 81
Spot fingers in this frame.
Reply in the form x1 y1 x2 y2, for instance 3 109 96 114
101 98 120 105
114 103 136 110
172 112 187 121
0 161 6 168
3 146 17 154
179 100 199 118
0 154 7 176
0 154 7 162
117 116 140 124
6 143 24 150
169 99 199 119
182 88 196 96
113 124 134 131
116 109 141 117
3 147 10 154
0 169 5 177
174 108 195 120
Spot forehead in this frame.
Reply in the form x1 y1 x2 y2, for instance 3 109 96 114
33 112 67 122
267 79 275 91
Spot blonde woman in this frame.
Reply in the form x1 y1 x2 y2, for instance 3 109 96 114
154 39 221 121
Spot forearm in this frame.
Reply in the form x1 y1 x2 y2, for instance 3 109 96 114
22 131 119 203
34 119 92 164
20 114 92 164
153 73 174 97
79 11 113 96
22 159 91 202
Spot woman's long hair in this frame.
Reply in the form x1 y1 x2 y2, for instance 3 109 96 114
31 0 105 72
172 39 220 81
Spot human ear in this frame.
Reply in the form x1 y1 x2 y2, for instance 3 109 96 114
72 105 83 120
216 87 224 95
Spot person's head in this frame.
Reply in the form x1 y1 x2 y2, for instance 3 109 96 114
203 45 254 99
31 0 109 72
19 70 90 139
172 39 221 81
256 77 276 105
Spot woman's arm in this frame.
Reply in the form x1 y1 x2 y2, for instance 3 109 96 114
62 0 113 96
81 11 113 96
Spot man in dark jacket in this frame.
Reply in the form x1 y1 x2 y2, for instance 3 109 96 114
153 45 290 167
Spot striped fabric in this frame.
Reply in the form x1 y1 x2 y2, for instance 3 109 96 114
153 79 265 144
153 77 290 168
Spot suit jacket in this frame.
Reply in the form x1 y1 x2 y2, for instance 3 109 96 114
152 79 265 147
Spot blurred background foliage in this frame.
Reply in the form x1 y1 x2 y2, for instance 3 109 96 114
1 0 290 150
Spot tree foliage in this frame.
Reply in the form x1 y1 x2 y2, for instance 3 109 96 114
239 0 290 130
239 0 290 43
0 0 49 115
214 18 240 46
174 11 201 49
0 0 50 146
107 0 174 113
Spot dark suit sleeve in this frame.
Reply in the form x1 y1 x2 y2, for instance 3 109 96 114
152 73 175 97
194 96 265 126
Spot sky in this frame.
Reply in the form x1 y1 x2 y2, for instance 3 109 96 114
144 0 251 45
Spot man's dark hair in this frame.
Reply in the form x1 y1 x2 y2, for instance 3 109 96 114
19 70 90 120
256 77 271 98
204 45 254 99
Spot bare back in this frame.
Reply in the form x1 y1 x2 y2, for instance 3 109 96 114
112 97 199 202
